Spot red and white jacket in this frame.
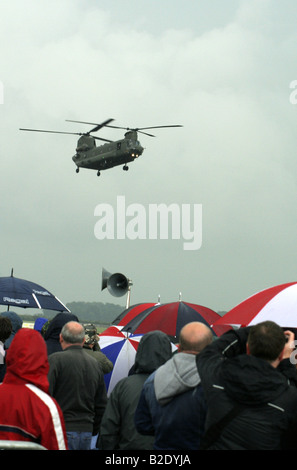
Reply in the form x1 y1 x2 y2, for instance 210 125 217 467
0 328 67 450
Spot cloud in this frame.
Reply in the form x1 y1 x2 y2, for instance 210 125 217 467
0 0 297 312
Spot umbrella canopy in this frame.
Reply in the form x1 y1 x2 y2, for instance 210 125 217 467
214 282 297 328
0 274 70 312
112 302 157 326
99 326 144 395
99 326 177 395
120 301 231 341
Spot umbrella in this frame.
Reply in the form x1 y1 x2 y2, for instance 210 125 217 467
112 302 157 326
99 325 177 395
0 272 70 312
120 301 231 341
99 326 143 395
214 282 297 328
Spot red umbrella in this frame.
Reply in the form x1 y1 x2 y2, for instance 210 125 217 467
214 282 297 328
121 301 231 341
112 302 157 326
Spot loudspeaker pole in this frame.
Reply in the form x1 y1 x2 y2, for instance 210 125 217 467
126 279 133 309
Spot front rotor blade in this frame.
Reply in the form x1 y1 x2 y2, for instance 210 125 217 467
19 128 83 136
65 118 114 133
92 135 114 143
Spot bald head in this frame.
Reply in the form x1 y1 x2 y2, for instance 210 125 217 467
179 322 213 354
60 321 85 349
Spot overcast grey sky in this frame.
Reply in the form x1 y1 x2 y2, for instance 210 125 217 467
1 0 297 313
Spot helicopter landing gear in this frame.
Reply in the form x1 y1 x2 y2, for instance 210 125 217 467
97 170 101 176
76 167 79 173
123 165 129 171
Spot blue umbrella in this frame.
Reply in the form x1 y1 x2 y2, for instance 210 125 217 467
0 271 70 312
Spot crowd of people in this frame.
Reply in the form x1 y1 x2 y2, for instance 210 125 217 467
0 309 297 450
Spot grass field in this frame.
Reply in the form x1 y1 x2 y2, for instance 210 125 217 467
22 322 108 333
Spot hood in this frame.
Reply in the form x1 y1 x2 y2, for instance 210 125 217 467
134 330 172 374
154 353 200 405
1 311 23 348
44 312 79 341
221 354 289 406
4 328 49 392
34 317 48 332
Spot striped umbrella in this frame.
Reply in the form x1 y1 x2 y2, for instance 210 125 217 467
99 326 143 395
214 282 297 328
120 301 231 341
99 325 177 395
112 302 157 326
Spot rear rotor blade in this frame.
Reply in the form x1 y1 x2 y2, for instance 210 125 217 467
101 124 156 137
105 123 183 137
137 130 156 137
137 125 183 130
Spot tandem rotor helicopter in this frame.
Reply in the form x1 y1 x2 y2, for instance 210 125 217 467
20 119 183 176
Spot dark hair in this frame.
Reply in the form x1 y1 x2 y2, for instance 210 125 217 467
0 317 12 343
247 321 286 362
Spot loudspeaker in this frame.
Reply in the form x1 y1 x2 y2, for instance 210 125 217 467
101 268 130 297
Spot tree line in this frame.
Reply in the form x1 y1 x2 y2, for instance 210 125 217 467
16 301 125 325
7 303 227 326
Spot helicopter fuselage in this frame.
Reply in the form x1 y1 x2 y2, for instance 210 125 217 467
72 130 144 172
19 119 182 176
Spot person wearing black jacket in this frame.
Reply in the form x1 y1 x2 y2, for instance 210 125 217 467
97 330 173 450
48 321 107 450
196 320 297 450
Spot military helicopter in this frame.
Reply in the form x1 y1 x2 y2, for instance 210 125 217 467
20 119 183 176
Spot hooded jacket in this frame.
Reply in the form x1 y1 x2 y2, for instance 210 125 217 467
44 312 79 355
154 353 200 403
196 327 297 450
1 311 23 348
97 330 173 450
0 328 67 450
134 352 207 449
